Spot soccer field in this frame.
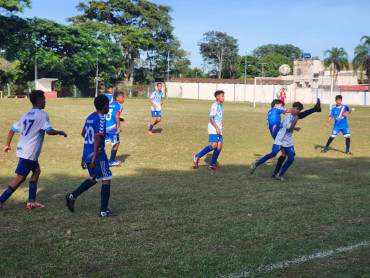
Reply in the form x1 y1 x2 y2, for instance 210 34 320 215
0 98 369 277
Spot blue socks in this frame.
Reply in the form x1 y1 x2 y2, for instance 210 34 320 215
196 145 214 159
100 184 110 211
256 151 279 166
326 137 334 148
279 155 295 176
149 125 153 131
0 185 15 203
72 179 94 199
346 138 350 152
211 149 221 166
110 149 117 162
29 181 37 201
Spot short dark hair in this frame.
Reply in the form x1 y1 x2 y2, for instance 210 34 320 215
157 82 162 86
114 91 124 100
335 95 342 100
94 94 109 110
214 90 224 98
271 99 284 108
292 101 304 111
107 85 113 89
29 90 45 105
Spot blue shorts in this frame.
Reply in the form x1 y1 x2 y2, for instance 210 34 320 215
331 127 350 137
151 111 162 118
86 152 113 182
283 146 296 156
269 124 281 139
209 134 223 143
15 158 40 177
105 133 120 145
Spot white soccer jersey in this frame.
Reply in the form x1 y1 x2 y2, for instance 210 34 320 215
11 108 52 161
149 90 163 111
274 113 296 147
207 102 223 135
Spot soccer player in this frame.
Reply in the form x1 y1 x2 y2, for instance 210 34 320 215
279 88 286 103
192 90 224 171
250 102 304 180
0 90 67 211
148 83 163 135
105 91 125 167
321 95 352 155
105 85 114 103
65 95 117 217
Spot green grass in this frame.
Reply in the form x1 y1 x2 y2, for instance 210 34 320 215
0 98 369 277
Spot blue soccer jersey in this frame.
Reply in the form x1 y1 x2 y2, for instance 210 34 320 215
82 112 106 163
106 93 114 104
329 105 350 129
267 107 287 138
105 101 123 134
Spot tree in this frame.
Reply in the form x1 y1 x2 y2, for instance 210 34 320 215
353 35 370 90
259 54 293 77
323 47 349 87
221 53 241 79
252 44 302 60
237 55 261 79
0 0 30 12
199 31 238 79
69 0 174 85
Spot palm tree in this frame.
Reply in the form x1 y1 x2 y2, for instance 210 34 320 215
353 35 370 91
323 47 349 88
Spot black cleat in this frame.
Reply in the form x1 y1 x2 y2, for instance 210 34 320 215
271 173 277 178
315 98 322 112
321 147 328 153
345 151 353 155
81 156 87 170
99 209 118 217
65 193 75 212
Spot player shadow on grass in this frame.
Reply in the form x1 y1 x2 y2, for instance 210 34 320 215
116 154 130 163
314 144 346 154
152 128 163 134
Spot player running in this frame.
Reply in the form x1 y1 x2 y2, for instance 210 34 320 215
148 83 164 135
0 90 67 211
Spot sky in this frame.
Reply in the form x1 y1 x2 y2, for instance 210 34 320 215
19 0 370 68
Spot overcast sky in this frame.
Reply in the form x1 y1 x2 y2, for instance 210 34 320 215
20 0 370 68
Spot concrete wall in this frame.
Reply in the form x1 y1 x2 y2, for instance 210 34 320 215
165 81 370 106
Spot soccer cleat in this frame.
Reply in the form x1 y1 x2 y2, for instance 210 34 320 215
81 156 87 170
271 173 277 178
26 201 45 210
249 163 256 174
345 151 353 155
321 147 328 153
275 175 284 181
147 130 153 135
315 98 322 112
65 193 75 212
109 160 122 167
192 155 200 169
99 209 118 217
209 165 221 171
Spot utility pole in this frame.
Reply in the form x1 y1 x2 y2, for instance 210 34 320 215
167 51 170 81
95 62 99 97
259 62 267 77
35 44 37 89
244 53 247 102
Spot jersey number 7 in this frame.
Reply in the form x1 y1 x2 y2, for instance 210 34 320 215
22 119 35 136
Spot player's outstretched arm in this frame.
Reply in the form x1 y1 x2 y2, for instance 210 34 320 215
46 129 67 137
3 129 15 156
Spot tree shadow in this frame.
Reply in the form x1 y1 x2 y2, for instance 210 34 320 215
152 128 163 133
314 144 346 154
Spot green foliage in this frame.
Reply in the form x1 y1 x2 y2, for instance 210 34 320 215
199 31 239 79
353 35 370 87
259 54 293 77
0 0 30 12
252 44 303 60
323 47 349 87
237 55 261 79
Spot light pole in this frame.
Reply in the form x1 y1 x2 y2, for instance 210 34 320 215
259 62 267 77
35 44 37 89
95 32 101 97
244 52 247 102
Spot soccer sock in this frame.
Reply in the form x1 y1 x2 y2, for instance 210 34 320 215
110 149 117 162
72 179 94 199
100 184 110 212
325 137 334 148
0 186 15 204
273 156 286 176
210 149 221 166
196 145 214 159
149 125 153 131
346 138 350 152
255 151 279 167
28 181 37 201
279 155 295 176
298 107 316 119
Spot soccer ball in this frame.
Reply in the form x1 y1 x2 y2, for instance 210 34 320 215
279 64 291 76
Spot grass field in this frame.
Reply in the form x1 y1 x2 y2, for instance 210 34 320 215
0 98 369 277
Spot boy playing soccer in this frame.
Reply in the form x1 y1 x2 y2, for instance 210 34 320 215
250 102 304 180
105 91 125 167
65 95 118 217
148 83 163 135
192 90 225 171
0 90 67 211
105 85 114 103
321 95 352 155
